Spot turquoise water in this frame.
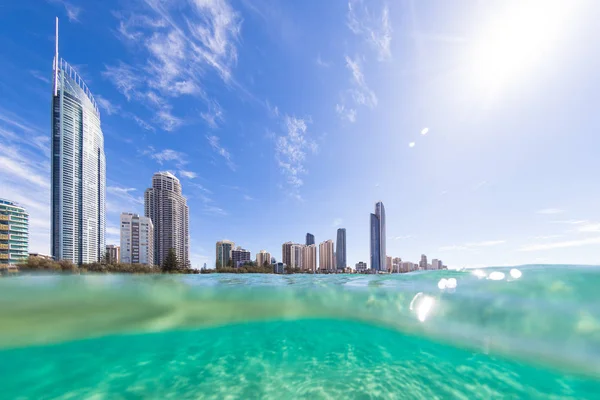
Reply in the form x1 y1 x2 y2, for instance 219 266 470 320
1 266 600 399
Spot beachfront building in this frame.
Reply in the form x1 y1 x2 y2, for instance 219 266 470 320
0 199 28 269
216 240 235 268
302 244 317 272
145 172 189 267
105 244 120 264
336 228 346 270
256 250 271 267
306 233 315 246
319 239 335 271
120 213 154 265
231 246 251 267
290 244 304 269
419 254 428 270
51 18 105 264
370 202 386 272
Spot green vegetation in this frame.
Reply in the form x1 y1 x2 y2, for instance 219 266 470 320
15 256 198 275
161 248 181 273
216 261 274 274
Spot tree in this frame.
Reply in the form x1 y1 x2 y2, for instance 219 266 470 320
162 248 180 273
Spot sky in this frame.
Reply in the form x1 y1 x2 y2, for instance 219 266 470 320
1 0 600 269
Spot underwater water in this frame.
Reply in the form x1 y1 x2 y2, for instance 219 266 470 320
1 266 599 399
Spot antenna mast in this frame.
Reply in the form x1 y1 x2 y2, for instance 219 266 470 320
54 17 59 96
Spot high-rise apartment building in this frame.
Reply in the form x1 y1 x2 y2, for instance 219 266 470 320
282 241 294 267
231 246 251 267
105 244 120 264
431 259 442 270
0 199 28 269
256 250 271 267
145 172 189 267
319 240 335 271
302 244 317 272
386 256 392 272
392 257 402 273
51 19 105 264
370 201 386 272
419 254 428 270
216 240 235 268
402 261 416 272
290 244 304 269
336 228 346 270
306 233 315 246
120 213 153 265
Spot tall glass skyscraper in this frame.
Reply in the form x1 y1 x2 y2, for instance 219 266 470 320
370 202 386 272
306 233 315 246
336 228 346 269
51 18 106 264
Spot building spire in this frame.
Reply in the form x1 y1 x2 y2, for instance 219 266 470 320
54 17 59 96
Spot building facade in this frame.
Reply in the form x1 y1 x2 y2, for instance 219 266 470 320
336 228 346 270
402 261 416 272
386 256 392 272
231 246 251 267
216 240 235 268
290 244 304 269
302 244 317 272
105 244 120 264
370 201 386 272
256 250 271 267
145 172 189 267
392 257 402 273
120 213 153 265
431 259 442 270
51 19 105 264
355 261 368 273
0 199 28 268
282 241 294 267
306 233 315 246
419 254 428 270
319 240 335 271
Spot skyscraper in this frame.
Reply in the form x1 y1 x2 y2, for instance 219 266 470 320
306 233 315 246
370 201 386 272
336 228 346 269
145 172 189 267
51 18 105 264
0 199 28 269
319 240 335 271
216 240 235 268
120 213 154 265
302 244 317 272
256 250 271 267
282 241 294 267
420 254 428 270
290 244 304 269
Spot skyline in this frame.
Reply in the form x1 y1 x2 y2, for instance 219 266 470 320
1 1 600 269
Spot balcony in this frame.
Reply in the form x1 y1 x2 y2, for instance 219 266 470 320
0 224 8 230
0 254 9 260
0 215 8 221
0 234 8 240
0 244 7 250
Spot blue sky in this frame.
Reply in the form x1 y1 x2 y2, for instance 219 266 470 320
1 0 600 268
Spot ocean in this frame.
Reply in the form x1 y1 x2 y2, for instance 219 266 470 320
1 266 599 399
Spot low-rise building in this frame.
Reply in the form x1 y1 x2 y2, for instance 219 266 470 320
0 199 28 269
231 247 251 267
355 261 368 273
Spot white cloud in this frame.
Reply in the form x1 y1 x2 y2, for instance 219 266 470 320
421 127 429 135
207 135 236 171
265 100 280 118
409 142 415 148
439 240 506 251
274 115 318 197
347 0 392 61
29 70 51 84
179 170 197 179
393 235 413 240
473 180 488 191
536 208 563 215
95 95 120 116
332 218 343 227
145 148 187 166
243 194 253 201
316 54 332 68
201 100 224 128
156 108 183 131
520 237 600 252
102 63 142 102
335 104 357 123
48 0 81 22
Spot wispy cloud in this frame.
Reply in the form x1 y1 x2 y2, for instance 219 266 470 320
104 0 242 132
332 218 343 227
201 100 224 128
207 135 236 171
537 208 563 215
179 170 197 179
520 237 600 252
48 0 81 23
393 235 413 240
274 115 318 199
106 186 144 216
148 148 187 165
95 95 120 116
29 70 51 84
473 180 488 191
316 54 332 68
347 0 392 61
265 100 280 118
243 194 253 201
439 240 506 251
336 55 377 122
